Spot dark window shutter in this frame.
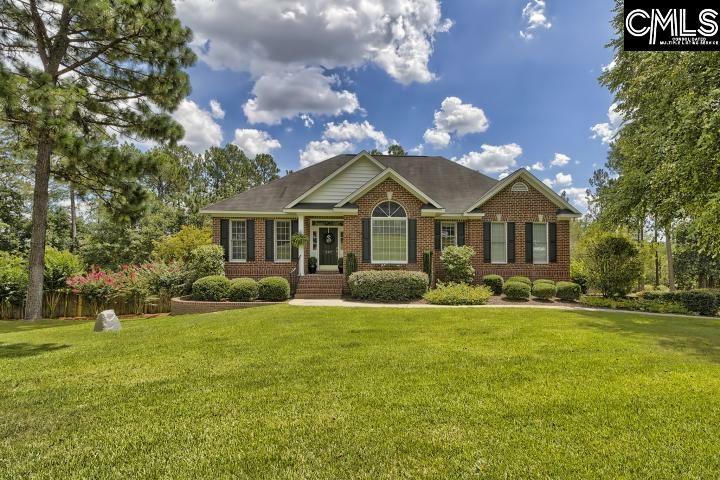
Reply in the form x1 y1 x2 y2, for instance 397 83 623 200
525 222 534 264
220 219 229 261
408 219 417 263
549 222 557 263
247 220 255 261
483 222 491 263
291 219 299 260
457 222 465 246
265 219 274 261
362 218 371 263
434 221 441 250
507 222 516 263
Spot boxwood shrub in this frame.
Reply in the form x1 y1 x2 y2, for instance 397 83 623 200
534 279 555 286
640 289 720 316
503 281 530 300
348 271 428 302
580 296 689 315
556 281 582 301
192 275 231 301
228 278 258 302
531 282 556 300
257 277 290 301
482 274 504 295
507 276 531 286
424 282 492 305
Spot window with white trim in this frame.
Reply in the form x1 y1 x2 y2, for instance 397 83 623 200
491 222 507 264
441 222 457 250
230 220 247 261
533 223 549 264
274 220 291 262
371 201 407 263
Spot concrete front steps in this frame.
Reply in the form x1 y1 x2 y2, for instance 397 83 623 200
294 273 345 299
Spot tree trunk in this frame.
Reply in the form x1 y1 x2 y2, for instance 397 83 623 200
665 227 675 292
654 225 660 288
69 184 77 252
24 137 53 320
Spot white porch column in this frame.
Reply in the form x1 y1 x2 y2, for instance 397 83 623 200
298 214 305 276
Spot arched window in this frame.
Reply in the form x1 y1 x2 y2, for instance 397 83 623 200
371 201 408 263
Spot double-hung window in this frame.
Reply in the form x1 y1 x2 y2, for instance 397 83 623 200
533 223 549 264
230 220 247 262
491 222 507 264
275 220 291 262
371 201 407 263
441 222 457 250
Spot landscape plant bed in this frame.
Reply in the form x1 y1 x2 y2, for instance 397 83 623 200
170 296 286 315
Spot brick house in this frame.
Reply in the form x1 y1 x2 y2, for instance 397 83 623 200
201 152 581 297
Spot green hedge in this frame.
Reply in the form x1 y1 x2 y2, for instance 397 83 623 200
192 275 230 301
348 271 428 302
257 277 290 301
228 278 258 302
503 281 530 300
531 282 556 300
533 279 555 286
482 275 503 295
507 276 531 286
424 282 492 305
640 290 720 316
556 282 582 301
581 296 689 315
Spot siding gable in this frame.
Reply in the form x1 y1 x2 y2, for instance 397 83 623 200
304 157 382 204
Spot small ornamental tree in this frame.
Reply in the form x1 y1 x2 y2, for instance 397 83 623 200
153 226 212 263
584 233 642 298
440 245 475 284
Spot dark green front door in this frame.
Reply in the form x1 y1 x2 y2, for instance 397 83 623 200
319 227 338 266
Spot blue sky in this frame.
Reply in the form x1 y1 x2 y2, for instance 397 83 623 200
171 0 619 210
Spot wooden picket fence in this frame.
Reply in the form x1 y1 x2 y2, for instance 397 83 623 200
0 292 171 320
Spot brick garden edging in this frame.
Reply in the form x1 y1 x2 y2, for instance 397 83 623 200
170 296 286 315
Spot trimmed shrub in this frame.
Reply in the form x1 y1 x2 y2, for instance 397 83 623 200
349 271 429 302
580 296 689 315
503 281 531 300
507 276 531 286
532 282 556 300
584 234 642 298
228 278 258 302
424 282 492 305
185 245 225 288
258 277 290 301
534 279 555 286
641 290 720 316
556 282 582 301
192 275 230 301
440 245 475 284
482 275 504 295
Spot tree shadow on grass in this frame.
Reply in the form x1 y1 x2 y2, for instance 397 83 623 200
0 342 70 359
0 319 90 335
577 311 720 363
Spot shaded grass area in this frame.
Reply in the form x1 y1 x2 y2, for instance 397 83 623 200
1 306 720 478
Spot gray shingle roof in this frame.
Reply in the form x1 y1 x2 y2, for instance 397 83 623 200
201 154 499 214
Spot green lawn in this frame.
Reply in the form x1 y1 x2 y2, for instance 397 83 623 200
1 306 720 478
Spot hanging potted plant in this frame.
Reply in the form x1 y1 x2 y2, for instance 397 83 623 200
338 256 344 274
291 233 308 251
308 257 318 274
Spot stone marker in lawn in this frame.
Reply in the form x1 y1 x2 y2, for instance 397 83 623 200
94 310 121 332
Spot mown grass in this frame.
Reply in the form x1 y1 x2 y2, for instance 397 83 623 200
1 306 720 478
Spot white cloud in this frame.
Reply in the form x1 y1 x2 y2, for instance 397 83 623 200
300 114 314 128
550 153 570 167
591 103 623 144
232 129 281 157
520 0 552 40
560 187 589 210
409 144 424 155
323 120 388 149
243 67 360 125
209 99 225 119
454 143 523 176
498 172 510 180
530 162 545 171
602 58 617 72
173 99 223 152
554 172 573 187
423 96 489 148
542 178 554 188
299 140 354 168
